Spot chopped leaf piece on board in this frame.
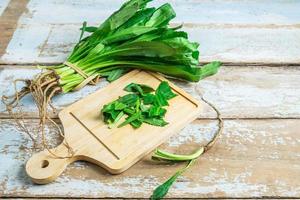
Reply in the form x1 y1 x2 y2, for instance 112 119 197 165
124 83 154 95
156 81 177 100
130 119 143 128
148 106 167 117
142 117 168 127
101 81 176 129
143 93 156 105
119 94 139 106
118 112 141 128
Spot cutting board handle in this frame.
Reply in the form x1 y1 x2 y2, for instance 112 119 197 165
25 143 77 184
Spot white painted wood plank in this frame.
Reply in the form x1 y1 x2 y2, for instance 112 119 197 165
1 0 300 63
3 25 300 64
0 0 9 16
14 0 300 25
1 66 300 118
1 119 300 198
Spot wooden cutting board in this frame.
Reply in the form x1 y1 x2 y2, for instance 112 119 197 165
25 70 202 184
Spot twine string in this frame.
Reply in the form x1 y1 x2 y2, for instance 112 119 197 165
63 62 100 90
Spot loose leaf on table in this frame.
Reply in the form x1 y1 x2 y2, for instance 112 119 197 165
151 160 195 200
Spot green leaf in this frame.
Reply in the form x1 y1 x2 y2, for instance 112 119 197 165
143 93 156 105
145 3 176 27
156 81 177 100
152 147 204 161
108 111 124 128
123 107 135 115
90 0 153 42
118 112 141 128
79 21 87 42
103 26 157 44
112 41 176 58
142 117 168 127
150 160 195 200
87 43 105 57
158 29 188 40
103 109 122 123
163 37 199 54
155 93 168 106
114 101 127 110
80 26 98 33
124 83 154 95
198 61 222 80
118 94 139 106
148 106 166 117
117 7 156 30
130 119 143 128
101 68 128 82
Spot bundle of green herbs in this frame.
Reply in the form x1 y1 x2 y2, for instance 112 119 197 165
53 0 221 93
2 0 220 150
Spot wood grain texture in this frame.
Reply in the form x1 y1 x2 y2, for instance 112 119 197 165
0 1 299 199
0 0 29 57
0 0 10 16
1 0 300 64
25 70 202 183
1 66 300 119
1 118 300 198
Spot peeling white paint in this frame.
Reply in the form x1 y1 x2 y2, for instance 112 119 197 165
167 121 218 147
197 67 300 118
1 67 300 119
17 0 300 25
0 0 9 16
1 119 300 197
172 181 268 197
2 0 300 63
1 0 300 197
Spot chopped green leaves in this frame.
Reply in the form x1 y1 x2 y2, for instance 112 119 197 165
101 81 176 129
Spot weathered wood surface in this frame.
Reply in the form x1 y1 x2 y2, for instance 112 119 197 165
1 119 300 198
1 0 300 199
0 0 10 16
1 66 300 119
1 0 300 64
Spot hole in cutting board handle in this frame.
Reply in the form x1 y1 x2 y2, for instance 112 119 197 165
26 143 77 184
41 160 49 168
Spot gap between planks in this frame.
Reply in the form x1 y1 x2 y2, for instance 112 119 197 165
1 63 300 68
0 0 30 57
1 116 300 120
1 65 300 119
1 197 299 200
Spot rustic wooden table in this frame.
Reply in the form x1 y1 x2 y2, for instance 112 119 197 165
1 0 300 199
